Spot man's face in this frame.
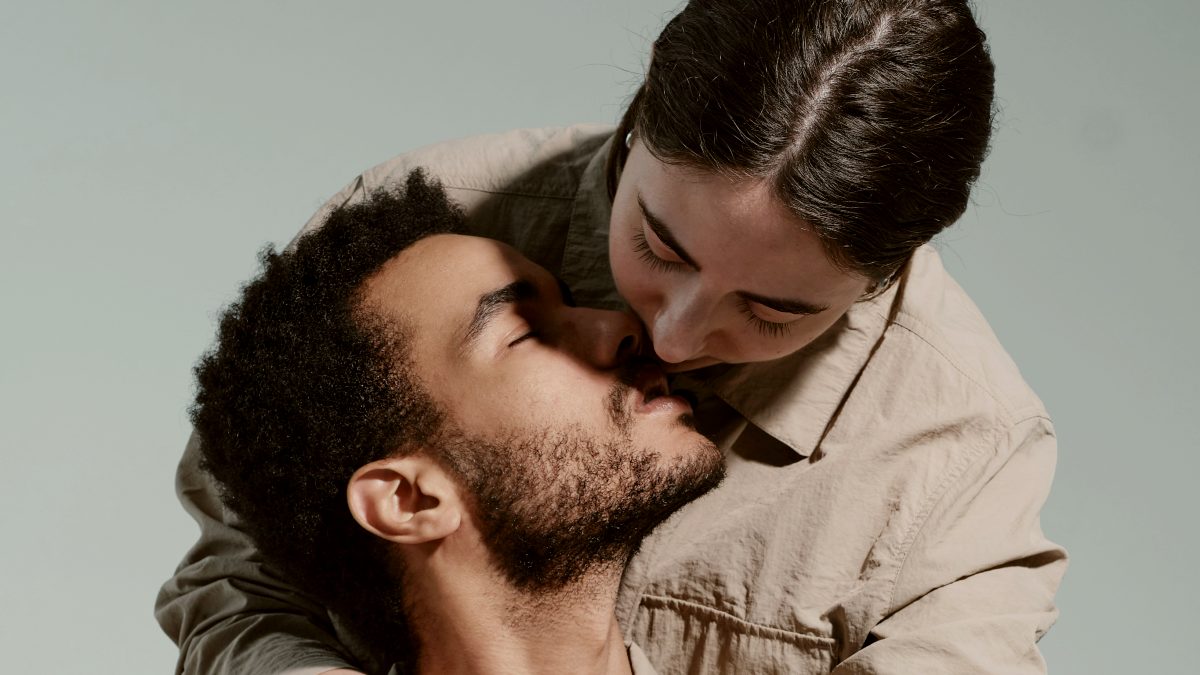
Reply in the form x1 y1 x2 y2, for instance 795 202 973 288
364 233 711 471
362 234 724 588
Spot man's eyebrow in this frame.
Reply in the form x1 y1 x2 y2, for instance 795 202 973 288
638 194 701 270
461 279 539 352
739 291 829 316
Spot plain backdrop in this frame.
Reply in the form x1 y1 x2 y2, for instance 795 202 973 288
2 1 1196 673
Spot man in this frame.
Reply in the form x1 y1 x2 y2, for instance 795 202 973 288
191 169 725 675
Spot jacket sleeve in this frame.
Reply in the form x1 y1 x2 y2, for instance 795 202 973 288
154 169 374 675
155 432 364 675
832 415 1069 674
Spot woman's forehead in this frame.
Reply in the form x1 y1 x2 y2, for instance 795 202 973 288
629 149 864 299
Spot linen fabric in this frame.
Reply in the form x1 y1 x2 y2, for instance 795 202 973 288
156 125 1066 674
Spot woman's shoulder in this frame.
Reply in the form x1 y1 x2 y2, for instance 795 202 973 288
693 245 1049 458
291 124 615 257
885 245 1047 423
359 124 614 198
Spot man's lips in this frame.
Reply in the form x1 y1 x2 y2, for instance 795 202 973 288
630 364 692 414
633 366 669 402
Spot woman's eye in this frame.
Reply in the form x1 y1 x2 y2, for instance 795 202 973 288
736 298 798 338
631 227 685 273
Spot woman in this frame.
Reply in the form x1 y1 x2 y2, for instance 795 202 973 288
157 1 1066 673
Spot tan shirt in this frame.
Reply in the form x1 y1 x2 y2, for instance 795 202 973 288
366 643 658 675
156 125 1067 674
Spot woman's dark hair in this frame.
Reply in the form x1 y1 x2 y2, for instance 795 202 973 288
607 0 996 287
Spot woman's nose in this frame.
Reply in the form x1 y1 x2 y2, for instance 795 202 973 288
650 295 710 364
567 307 644 369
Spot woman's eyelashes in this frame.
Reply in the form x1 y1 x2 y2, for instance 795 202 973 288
633 223 801 336
633 224 800 339
632 226 686 273
736 297 796 338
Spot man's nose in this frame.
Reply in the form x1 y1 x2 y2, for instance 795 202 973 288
566 307 644 369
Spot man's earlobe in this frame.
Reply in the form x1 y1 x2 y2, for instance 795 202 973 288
347 456 462 544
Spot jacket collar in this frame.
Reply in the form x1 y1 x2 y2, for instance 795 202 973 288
565 133 900 458
559 134 624 311
677 285 897 458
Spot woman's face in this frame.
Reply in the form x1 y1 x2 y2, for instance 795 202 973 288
610 141 872 372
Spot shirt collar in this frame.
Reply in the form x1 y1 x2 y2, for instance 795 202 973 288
564 132 900 458
560 133 623 310
676 284 898 458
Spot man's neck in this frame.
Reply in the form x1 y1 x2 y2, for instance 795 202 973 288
407 562 632 675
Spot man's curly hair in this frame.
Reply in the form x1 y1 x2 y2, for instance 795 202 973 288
191 169 462 671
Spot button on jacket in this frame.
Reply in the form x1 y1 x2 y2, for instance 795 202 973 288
156 125 1067 674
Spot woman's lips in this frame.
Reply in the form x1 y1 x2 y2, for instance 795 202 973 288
662 356 721 373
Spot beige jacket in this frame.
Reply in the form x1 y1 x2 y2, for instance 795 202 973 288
156 125 1067 674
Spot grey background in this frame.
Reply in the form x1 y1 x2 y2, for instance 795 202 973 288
1 1 1195 673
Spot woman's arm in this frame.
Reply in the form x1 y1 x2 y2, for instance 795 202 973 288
155 433 364 675
832 416 1068 674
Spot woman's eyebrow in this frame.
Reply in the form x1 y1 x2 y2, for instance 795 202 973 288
739 291 829 316
638 194 701 270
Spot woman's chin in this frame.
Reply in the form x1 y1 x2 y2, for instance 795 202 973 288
662 356 723 373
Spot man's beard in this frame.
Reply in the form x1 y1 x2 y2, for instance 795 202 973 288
437 373 724 593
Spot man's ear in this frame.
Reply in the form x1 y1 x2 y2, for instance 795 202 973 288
347 455 463 545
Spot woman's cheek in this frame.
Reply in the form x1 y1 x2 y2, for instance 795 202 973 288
609 235 653 310
620 272 659 328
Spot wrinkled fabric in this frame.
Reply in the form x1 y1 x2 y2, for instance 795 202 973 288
629 641 662 674
374 644 657 675
156 125 1066 675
